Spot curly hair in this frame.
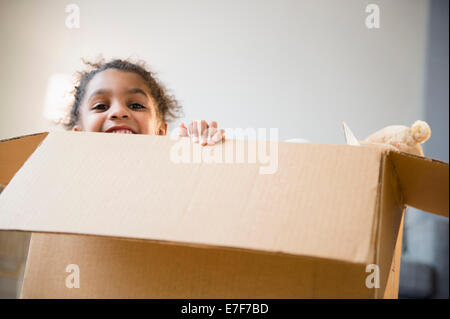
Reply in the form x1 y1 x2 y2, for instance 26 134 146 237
63 57 183 130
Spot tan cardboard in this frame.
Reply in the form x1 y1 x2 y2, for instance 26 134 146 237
21 233 375 298
389 151 448 217
0 131 448 298
0 132 48 187
0 133 47 289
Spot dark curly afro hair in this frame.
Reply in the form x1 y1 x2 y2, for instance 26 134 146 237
63 57 183 130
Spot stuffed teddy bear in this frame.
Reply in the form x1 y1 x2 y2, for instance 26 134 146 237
361 120 431 157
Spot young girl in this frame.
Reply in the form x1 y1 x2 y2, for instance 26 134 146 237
64 58 225 145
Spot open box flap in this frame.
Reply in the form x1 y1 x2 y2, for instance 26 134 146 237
0 132 48 186
0 131 383 265
388 151 449 218
342 121 449 218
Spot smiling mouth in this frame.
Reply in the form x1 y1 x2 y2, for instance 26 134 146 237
108 130 134 134
107 129 135 134
105 126 137 134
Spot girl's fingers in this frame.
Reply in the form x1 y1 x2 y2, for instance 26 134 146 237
209 129 224 145
188 120 208 143
188 121 198 142
201 121 209 146
206 121 221 145
185 120 223 145
178 122 188 137
207 127 218 145
199 120 209 145
210 121 218 129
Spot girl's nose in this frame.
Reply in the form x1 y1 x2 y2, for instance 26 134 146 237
108 103 131 120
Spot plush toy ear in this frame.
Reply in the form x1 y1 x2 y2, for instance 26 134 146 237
410 120 431 144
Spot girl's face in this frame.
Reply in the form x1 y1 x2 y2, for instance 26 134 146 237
74 69 167 135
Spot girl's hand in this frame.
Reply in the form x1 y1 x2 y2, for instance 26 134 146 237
178 120 225 146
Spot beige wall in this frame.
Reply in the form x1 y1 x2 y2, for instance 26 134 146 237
0 0 429 143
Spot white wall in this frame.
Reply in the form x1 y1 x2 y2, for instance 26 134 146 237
0 0 429 143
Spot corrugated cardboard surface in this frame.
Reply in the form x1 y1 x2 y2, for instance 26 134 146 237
0 132 48 186
389 151 449 218
375 155 406 298
383 215 404 299
0 131 382 265
0 133 45 295
4 131 447 298
21 233 374 299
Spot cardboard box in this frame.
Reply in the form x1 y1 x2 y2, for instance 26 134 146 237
0 131 448 298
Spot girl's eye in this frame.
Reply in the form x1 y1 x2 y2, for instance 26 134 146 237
93 104 108 111
129 103 146 110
